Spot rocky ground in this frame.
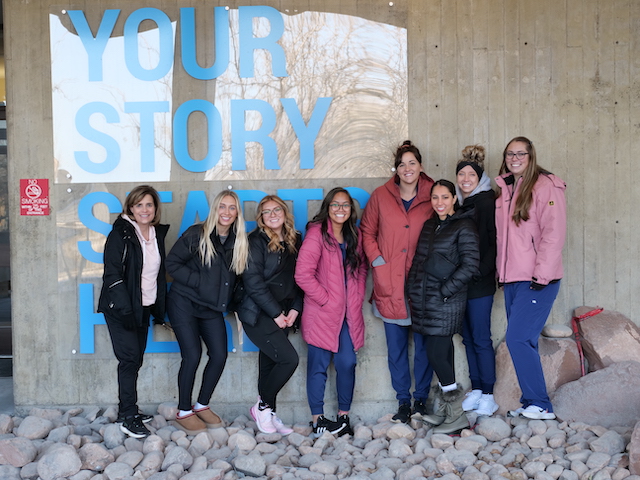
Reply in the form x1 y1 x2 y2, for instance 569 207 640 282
0 403 639 480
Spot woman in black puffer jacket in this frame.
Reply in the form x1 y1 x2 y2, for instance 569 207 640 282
408 179 479 434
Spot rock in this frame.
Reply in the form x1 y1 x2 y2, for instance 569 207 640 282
15 416 54 440
386 423 416 440
116 450 144 468
629 421 640 475
233 454 266 477
157 403 178 420
587 452 612 469
161 446 193 471
388 439 412 458
0 465 20 480
189 432 213 456
431 433 455 449
37 444 82 480
103 424 125 449
589 431 626 455
475 417 512 441
552 362 640 427
228 431 257 451
46 425 71 443
79 443 115 471
102 461 134 480
310 460 338 474
574 307 640 371
136 450 164 476
181 470 225 480
0 415 14 435
543 325 574 338
0 436 37 467
143 435 166 453
494 338 582 415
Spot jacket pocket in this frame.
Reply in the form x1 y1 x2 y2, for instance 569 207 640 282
371 262 393 298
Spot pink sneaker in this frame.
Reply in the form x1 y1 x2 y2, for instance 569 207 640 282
271 413 293 435
250 400 276 433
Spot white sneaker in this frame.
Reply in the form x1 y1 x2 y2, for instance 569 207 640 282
521 405 556 420
271 413 293 435
475 394 499 416
462 389 483 411
507 407 525 417
250 400 276 433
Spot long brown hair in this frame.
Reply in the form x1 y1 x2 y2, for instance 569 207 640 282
499 136 551 225
255 195 298 253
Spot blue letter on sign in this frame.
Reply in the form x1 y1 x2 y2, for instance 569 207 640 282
174 100 223 173
124 101 170 172
181 7 230 80
75 102 121 174
68 9 119 82
238 6 287 78
231 99 278 171
124 8 174 81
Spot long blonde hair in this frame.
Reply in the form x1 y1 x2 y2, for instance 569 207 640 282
498 136 551 226
256 195 298 253
199 190 249 274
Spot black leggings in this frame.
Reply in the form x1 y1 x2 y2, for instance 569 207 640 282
167 291 228 411
242 313 299 411
424 334 455 387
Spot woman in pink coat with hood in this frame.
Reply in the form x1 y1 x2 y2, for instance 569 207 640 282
295 187 368 438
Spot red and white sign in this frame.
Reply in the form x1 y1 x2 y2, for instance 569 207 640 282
20 179 50 216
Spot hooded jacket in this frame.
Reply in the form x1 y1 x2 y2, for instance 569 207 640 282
295 222 368 352
456 173 497 299
495 172 566 285
98 216 169 327
407 208 479 336
360 172 434 319
166 224 238 312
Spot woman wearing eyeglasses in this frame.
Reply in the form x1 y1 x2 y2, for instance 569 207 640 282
496 136 566 420
360 140 435 424
237 195 302 435
295 188 368 437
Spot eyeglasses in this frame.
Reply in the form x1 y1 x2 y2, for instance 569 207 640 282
330 203 352 211
261 206 283 216
506 152 529 159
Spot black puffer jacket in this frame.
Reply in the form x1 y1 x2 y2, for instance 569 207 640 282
407 208 479 336
458 190 497 299
237 229 303 327
98 216 169 327
166 224 237 312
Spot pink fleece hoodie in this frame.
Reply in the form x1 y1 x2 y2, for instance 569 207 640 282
295 222 368 353
495 172 566 285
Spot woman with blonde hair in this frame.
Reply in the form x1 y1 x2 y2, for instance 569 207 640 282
454 145 499 416
237 195 302 435
166 190 249 434
496 137 566 420
99 185 169 438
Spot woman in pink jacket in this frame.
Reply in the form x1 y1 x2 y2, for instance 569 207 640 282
296 187 368 437
496 136 566 421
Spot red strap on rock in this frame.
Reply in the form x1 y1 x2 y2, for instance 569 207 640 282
571 307 604 376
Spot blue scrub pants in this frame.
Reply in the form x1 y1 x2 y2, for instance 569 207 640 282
504 281 560 411
307 321 357 415
383 322 434 405
461 295 496 394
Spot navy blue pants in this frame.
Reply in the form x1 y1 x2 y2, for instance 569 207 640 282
167 291 228 411
383 322 434 404
307 321 357 415
504 281 560 411
461 295 496 393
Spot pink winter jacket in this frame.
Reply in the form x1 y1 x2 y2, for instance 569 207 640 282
295 222 368 353
495 172 566 285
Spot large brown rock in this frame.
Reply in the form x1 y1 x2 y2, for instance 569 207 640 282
494 337 582 415
574 306 640 372
551 361 640 427
630 420 640 475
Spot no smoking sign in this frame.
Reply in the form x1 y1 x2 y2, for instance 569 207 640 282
20 179 49 216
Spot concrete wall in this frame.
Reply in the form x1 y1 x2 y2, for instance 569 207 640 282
4 0 640 422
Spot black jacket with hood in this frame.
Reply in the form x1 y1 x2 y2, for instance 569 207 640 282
98 216 169 327
407 208 479 336
166 224 238 313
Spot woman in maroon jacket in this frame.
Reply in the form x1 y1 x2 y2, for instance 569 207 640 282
360 141 435 423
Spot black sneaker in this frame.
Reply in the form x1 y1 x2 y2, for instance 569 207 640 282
337 414 353 437
411 399 427 419
120 415 150 439
311 415 346 437
117 412 153 424
391 403 411 424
